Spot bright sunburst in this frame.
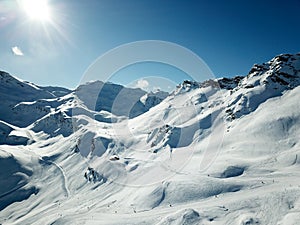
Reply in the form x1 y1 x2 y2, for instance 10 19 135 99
21 0 51 22
16 0 71 50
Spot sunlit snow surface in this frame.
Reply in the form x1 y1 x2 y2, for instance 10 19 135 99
0 53 300 224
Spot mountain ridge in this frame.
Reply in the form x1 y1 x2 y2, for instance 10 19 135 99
0 52 300 224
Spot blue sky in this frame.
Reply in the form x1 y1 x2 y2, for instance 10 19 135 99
0 0 300 91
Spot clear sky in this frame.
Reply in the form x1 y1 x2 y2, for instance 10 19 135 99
0 0 300 91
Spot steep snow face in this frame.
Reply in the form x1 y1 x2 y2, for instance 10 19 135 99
75 81 168 118
0 53 300 225
0 71 56 127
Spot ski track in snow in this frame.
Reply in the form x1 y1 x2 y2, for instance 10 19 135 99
39 157 70 198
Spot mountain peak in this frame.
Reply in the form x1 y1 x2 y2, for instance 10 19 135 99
244 52 300 89
1 53 300 224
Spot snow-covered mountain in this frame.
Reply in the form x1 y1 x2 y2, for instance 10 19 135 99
0 53 300 225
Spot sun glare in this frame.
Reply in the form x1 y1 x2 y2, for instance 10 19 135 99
22 0 51 22
17 0 71 49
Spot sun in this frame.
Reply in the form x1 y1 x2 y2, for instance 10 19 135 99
21 0 51 22
17 0 71 49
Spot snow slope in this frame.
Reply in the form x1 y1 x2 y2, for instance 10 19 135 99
0 53 300 225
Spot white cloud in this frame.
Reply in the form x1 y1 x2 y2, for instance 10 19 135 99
12 46 24 56
152 86 161 92
134 79 149 90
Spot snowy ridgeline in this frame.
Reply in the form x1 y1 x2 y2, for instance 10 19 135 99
0 53 300 224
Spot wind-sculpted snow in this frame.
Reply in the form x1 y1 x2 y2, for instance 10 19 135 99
0 149 38 211
0 53 300 224
0 121 31 145
131 178 243 211
219 166 245 178
156 208 201 225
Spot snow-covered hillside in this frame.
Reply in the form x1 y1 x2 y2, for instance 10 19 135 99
0 53 300 225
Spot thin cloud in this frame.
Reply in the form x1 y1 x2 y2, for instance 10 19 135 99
12 46 24 56
134 79 149 90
